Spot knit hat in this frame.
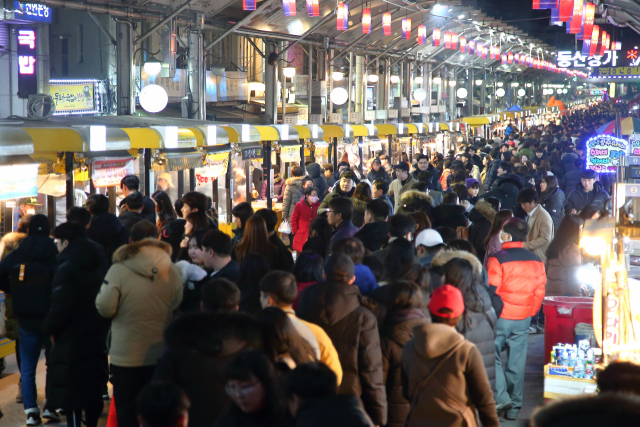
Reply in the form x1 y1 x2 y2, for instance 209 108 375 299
28 214 50 237
465 178 480 189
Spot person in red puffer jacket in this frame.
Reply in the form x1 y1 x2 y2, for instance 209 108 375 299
291 186 320 252
486 217 546 421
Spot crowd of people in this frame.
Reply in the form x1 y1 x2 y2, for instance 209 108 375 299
0 99 637 427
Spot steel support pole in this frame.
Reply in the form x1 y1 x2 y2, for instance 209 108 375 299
65 152 74 210
348 52 353 118
466 69 473 117
189 169 196 191
135 0 196 44
355 55 363 116
116 20 135 115
481 69 486 114
448 69 455 120
265 42 278 124
144 149 151 195
329 49 334 117
264 142 272 210
308 45 313 123
280 41 286 124
188 31 205 120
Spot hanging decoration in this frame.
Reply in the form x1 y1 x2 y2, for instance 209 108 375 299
468 39 475 55
583 3 595 39
443 30 452 48
589 24 600 56
282 0 296 16
362 8 371 34
402 18 411 40
569 0 583 34
481 44 487 59
507 52 513 64
459 36 466 53
599 31 607 56
337 3 348 30
383 12 392 36
306 0 319 16
501 53 507 65
417 25 426 45
558 0 573 21
451 32 458 50
514 53 520 63
432 28 441 46
243 0 256 11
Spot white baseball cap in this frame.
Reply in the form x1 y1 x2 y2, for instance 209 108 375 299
415 229 444 248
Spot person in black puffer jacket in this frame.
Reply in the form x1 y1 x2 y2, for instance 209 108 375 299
467 199 498 263
560 158 583 193
433 256 497 389
431 192 468 229
564 169 610 215
367 158 392 184
395 184 435 221
482 173 523 214
44 223 109 427
306 162 329 198
86 194 130 265
539 175 565 234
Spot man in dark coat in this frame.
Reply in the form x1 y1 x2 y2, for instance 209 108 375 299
86 194 130 264
285 363 375 427
560 158 585 193
44 222 109 427
297 253 387 426
306 162 329 198
481 150 502 193
411 154 440 190
431 193 468 229
326 197 360 256
0 214 59 425
354 199 390 252
482 171 523 214
119 191 147 232
564 169 610 215
467 199 498 263
367 158 392 184
119 175 156 223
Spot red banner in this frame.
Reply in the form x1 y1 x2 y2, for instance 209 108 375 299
583 3 595 40
569 0 583 34
558 0 573 22
361 8 371 34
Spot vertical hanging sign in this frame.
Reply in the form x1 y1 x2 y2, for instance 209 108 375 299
402 18 411 40
569 0 583 34
383 12 392 36
459 36 466 53
583 3 595 39
243 0 256 10
362 8 371 34
337 3 348 30
558 0 574 22
451 32 458 50
589 25 599 56
306 0 319 16
417 25 426 45
444 31 451 49
432 28 441 46
17 28 37 99
468 40 475 55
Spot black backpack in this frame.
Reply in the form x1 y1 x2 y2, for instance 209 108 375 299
10 258 55 321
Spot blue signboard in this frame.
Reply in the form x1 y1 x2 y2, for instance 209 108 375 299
14 2 52 23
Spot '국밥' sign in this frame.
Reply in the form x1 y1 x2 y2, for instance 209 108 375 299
586 135 628 173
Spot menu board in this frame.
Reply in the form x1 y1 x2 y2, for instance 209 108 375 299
91 157 135 188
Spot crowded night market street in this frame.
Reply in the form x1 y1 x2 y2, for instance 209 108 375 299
2 0 640 426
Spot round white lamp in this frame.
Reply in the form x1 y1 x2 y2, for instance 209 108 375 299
368 74 379 83
448 80 457 87
414 76 424 84
139 85 168 113
330 87 349 105
332 71 344 81
433 76 442 85
456 88 468 98
517 88 526 97
390 75 400 84
413 88 427 102
496 88 505 97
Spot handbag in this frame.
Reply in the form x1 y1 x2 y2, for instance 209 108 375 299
409 340 478 427
278 219 292 234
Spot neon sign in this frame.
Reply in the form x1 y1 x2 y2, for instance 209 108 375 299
17 28 37 98
14 2 52 23
586 135 628 173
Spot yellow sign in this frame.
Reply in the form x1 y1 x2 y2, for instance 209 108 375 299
50 83 95 112
592 66 640 78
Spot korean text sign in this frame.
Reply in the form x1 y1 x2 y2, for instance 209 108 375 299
14 2 52 23
586 135 627 173
0 164 38 201
91 158 135 188
50 83 95 112
17 27 37 98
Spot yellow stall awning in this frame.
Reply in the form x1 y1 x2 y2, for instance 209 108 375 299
227 124 268 143
262 125 299 141
25 127 131 153
319 125 345 141
193 125 230 146
123 128 161 149
374 124 398 136
346 124 378 137
0 128 34 156
292 124 325 140
461 116 492 126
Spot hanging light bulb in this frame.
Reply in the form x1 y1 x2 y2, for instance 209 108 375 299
368 74 379 83
362 8 371 34
415 76 424 84
433 76 442 85
497 82 503 87
475 79 482 86
383 12 392 36
512 82 520 87
283 67 296 78
390 75 400 84
332 71 344 81
448 80 457 87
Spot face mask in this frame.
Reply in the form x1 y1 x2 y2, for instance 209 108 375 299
308 196 319 203
498 232 504 244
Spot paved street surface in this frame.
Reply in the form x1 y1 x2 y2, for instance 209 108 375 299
0 334 546 427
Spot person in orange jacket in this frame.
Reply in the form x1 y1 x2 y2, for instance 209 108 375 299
486 218 546 421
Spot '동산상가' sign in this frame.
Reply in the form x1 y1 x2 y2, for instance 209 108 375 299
586 135 628 173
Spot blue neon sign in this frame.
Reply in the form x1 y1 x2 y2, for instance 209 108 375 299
14 2 52 23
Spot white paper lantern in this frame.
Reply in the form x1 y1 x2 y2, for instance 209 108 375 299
368 74 379 83
139 84 168 113
283 67 297 78
517 88 526 97
332 71 344 81
330 87 349 105
390 75 400 84
143 62 162 76
496 88 505 97
456 88 468 98
414 76 423 84
412 88 427 101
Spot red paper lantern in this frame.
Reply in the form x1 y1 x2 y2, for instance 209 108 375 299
417 25 426 45
432 28 441 46
402 18 411 40
243 0 256 11
283 0 296 16
337 3 348 30
362 8 371 34
459 36 466 53
451 32 458 50
383 12 392 36
589 24 599 56
444 31 452 49
583 2 595 40
507 52 513 64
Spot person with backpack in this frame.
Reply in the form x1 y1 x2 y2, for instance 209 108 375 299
0 214 60 425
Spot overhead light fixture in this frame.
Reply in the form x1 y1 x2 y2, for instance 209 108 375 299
512 82 520 87
496 88 505 97
526 83 532 87
458 14 465 19
517 88 526 97
390 75 400 84
497 82 503 87
433 76 442 84
448 80 457 87
283 67 296 78
456 88 468 98
368 74 379 83
143 56 162 76
332 71 343 81
415 76 423 84
475 79 483 86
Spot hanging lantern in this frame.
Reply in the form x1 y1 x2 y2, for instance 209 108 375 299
569 0 583 34
559 0 572 21
533 0 540 8
459 36 466 53
468 40 475 55
432 28 441 46
306 0 319 16
514 53 520 63
417 25 426 45
243 0 256 11
507 52 513 64
402 18 411 40
444 31 452 49
383 12 392 36
501 53 507 65
481 45 487 59
584 2 595 40
589 24 599 56
451 32 458 50
282 0 296 16
599 31 607 56
337 3 348 30
362 8 371 34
